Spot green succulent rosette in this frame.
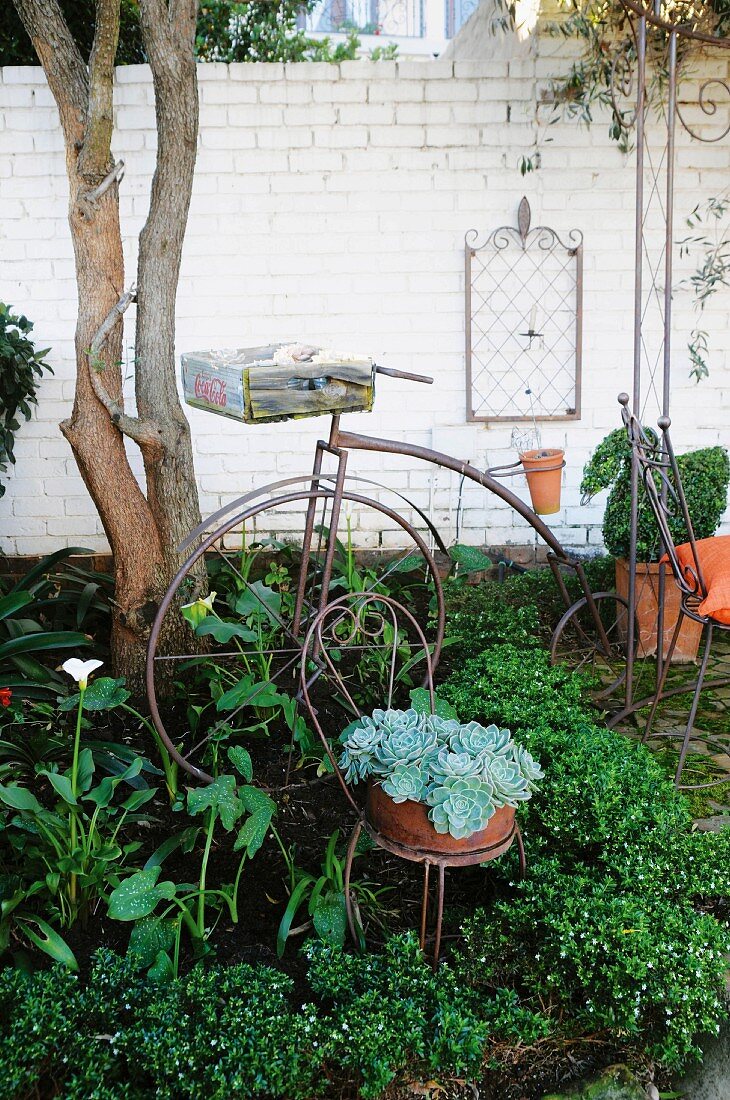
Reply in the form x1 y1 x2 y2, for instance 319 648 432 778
450 721 512 759
426 776 496 839
511 743 544 790
487 755 530 807
381 762 429 804
429 746 483 780
372 724 439 776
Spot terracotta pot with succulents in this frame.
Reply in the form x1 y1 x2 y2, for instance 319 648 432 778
338 709 543 855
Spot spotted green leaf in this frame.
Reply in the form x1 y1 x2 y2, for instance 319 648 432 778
107 867 176 921
187 774 242 832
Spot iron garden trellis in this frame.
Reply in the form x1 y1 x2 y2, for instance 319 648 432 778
605 1 730 740
465 196 583 424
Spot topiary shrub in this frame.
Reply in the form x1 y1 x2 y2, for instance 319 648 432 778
580 427 730 561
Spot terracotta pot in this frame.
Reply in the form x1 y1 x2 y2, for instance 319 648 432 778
366 782 515 855
519 449 564 515
614 557 703 663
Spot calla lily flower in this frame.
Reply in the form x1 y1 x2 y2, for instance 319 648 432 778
181 591 217 629
61 658 103 690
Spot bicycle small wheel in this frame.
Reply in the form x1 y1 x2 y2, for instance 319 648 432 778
550 591 631 701
146 488 445 783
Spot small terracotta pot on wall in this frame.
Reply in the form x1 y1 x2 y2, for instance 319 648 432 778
366 782 515 856
519 449 565 515
614 557 703 663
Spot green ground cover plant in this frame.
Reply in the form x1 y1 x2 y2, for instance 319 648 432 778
0 562 727 1097
442 644 730 1070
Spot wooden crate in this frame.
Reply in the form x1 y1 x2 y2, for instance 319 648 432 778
181 344 375 424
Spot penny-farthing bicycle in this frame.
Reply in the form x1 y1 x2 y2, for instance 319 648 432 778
146 347 630 783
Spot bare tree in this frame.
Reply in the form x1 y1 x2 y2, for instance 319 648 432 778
12 0 203 691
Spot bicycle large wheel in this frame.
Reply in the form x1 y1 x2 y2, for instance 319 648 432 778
146 489 445 783
550 592 631 701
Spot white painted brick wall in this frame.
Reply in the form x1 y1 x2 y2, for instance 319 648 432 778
0 46 728 559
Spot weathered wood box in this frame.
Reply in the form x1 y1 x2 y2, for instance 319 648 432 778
181 344 375 424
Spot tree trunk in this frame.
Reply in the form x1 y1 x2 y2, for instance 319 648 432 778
12 0 204 695
61 176 167 685
136 0 204 617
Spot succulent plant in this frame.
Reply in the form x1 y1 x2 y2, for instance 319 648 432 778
372 724 439 777
487 755 530 807
338 707 543 841
426 776 496 839
430 746 483 780
450 721 512 759
511 743 544 791
381 762 429 804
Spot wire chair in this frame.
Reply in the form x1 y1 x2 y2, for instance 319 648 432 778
299 590 525 966
619 393 730 788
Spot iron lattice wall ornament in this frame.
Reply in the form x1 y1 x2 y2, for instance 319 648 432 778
465 197 583 423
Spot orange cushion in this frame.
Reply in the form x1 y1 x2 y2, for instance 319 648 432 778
670 535 730 625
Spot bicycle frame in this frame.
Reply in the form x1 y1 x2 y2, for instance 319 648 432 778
292 413 614 661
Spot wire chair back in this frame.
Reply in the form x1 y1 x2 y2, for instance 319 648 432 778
618 393 708 603
299 591 436 815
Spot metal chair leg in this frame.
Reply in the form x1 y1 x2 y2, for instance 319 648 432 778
432 863 446 970
419 862 430 951
344 819 363 946
676 622 713 788
643 609 684 742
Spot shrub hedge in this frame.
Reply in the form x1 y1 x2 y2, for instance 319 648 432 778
0 581 727 1095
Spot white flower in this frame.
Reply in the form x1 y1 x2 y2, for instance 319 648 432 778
181 590 217 628
62 658 103 689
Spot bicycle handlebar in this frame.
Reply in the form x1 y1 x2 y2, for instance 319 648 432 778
374 365 434 385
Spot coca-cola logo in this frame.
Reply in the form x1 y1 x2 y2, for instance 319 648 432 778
194 372 227 407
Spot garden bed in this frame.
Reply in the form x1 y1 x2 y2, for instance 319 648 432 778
0 556 728 1099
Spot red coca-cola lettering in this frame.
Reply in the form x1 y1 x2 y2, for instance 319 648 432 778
194 372 227 407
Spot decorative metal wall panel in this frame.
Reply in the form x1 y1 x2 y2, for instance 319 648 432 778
465 197 583 423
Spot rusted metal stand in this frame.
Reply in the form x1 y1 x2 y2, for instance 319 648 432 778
343 816 526 968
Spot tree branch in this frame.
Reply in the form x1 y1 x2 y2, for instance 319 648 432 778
78 0 121 181
88 290 164 450
11 0 88 150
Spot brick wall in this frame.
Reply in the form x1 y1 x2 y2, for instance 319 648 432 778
1 49 729 558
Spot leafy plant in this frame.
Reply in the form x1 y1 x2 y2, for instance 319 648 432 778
547 2 730 151
580 427 730 561
0 303 53 498
274 827 391 956
109 747 276 978
339 708 542 840
437 626 730 1072
0 664 156 962
679 191 730 381
0 548 108 701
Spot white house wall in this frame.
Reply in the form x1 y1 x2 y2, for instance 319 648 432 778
1 50 729 558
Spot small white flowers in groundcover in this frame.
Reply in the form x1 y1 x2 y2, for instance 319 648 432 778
61 658 103 690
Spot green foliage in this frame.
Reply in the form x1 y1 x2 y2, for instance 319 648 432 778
440 637 730 1071
547 2 730 151
3 0 395 67
680 191 730 381
276 828 348 956
0 548 110 701
580 428 730 561
339 707 542 839
441 644 590 736
196 1 363 63
0 935 544 1098
0 304 52 498
0 1 144 66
